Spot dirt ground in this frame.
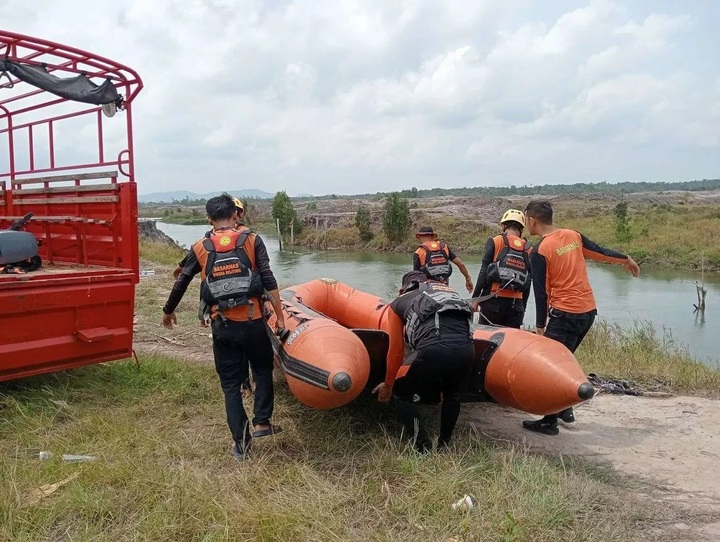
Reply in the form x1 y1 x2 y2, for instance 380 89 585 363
461 394 720 541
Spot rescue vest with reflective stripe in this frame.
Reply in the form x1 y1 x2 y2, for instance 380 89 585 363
192 228 264 321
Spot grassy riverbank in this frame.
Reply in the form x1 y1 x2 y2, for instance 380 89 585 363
139 239 186 266
0 356 660 541
577 321 720 397
293 200 720 271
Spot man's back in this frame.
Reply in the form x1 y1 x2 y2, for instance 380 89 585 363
533 229 596 314
390 286 471 350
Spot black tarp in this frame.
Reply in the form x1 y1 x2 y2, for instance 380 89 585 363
0 59 120 105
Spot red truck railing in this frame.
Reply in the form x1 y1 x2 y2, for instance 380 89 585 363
0 31 143 381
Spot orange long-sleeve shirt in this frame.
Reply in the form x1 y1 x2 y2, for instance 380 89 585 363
530 229 629 327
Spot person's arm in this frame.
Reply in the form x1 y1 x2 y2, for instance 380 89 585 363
472 237 495 298
372 297 407 402
530 249 549 334
412 251 421 271
173 251 191 279
580 233 639 276
253 235 285 329
447 246 473 293
162 250 201 328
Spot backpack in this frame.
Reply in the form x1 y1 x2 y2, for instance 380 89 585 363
199 230 265 316
403 282 473 349
485 234 531 292
418 241 452 281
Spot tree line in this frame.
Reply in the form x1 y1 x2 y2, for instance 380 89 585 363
293 178 720 202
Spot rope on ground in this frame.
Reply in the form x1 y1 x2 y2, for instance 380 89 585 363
587 373 673 398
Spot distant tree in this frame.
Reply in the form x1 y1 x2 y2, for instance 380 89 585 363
382 192 411 244
613 202 633 242
355 205 373 242
272 191 302 235
307 201 318 211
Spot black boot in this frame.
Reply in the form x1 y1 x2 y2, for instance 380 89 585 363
522 415 559 436
558 407 575 423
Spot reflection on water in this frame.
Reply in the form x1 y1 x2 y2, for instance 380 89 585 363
156 222 719 366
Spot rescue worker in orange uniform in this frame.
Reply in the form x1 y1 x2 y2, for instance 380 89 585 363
522 200 640 436
472 209 532 328
413 225 474 293
161 194 286 459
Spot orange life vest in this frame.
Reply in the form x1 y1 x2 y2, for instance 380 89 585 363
192 227 263 321
415 241 452 282
487 234 531 299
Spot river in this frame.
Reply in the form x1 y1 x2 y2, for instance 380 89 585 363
155 222 719 367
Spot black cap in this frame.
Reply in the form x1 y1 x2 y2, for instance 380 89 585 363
400 270 428 294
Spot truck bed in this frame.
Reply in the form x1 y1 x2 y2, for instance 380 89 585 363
0 263 136 381
0 261 128 280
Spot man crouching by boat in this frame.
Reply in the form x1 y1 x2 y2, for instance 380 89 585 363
161 194 286 460
373 270 475 453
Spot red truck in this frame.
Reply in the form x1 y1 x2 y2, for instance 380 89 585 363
0 31 143 381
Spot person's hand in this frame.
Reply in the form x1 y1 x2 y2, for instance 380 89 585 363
535 326 545 336
465 277 474 293
372 382 392 403
172 266 182 279
275 315 286 330
624 257 640 277
162 312 177 329
471 301 479 312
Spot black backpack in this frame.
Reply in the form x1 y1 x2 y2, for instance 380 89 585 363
403 282 473 349
485 234 531 292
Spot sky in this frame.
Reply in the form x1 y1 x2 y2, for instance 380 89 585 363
2 0 719 196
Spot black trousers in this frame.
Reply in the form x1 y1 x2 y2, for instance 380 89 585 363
543 308 596 422
211 319 275 446
545 308 597 353
478 296 525 328
393 342 475 451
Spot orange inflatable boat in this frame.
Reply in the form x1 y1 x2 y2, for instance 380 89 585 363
265 279 594 414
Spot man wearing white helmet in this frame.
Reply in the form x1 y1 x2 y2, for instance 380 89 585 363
471 209 532 328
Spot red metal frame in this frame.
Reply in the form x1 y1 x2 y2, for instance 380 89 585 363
0 30 144 382
0 30 143 181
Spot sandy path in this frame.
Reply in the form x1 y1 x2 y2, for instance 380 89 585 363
461 393 720 540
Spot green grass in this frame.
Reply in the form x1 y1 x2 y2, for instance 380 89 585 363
296 201 720 271
139 240 186 267
557 204 720 271
576 320 720 396
0 357 658 542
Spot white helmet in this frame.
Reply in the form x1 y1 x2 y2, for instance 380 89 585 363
500 209 526 228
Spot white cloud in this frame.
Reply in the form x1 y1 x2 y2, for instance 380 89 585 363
1 0 717 195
